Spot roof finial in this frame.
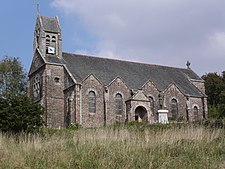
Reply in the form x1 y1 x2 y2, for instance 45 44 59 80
37 0 40 15
186 60 191 69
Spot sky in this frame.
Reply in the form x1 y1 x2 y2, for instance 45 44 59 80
0 0 225 76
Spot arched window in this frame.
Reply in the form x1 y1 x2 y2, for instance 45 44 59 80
52 36 56 42
46 35 50 53
149 96 154 114
51 36 56 49
88 91 96 113
193 106 198 121
171 98 178 119
115 93 123 114
33 74 41 98
46 35 50 47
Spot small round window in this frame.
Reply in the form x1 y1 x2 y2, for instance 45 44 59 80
54 77 60 83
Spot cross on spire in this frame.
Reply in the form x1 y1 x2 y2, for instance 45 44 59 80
186 60 191 69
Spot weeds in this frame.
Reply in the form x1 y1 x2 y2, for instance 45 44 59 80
0 124 224 168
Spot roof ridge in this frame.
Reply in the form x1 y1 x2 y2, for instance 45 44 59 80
62 51 188 71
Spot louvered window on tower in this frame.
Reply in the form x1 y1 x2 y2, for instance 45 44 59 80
46 35 50 46
46 35 51 54
51 36 56 49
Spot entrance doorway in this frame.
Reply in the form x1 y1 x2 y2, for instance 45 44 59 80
135 106 148 122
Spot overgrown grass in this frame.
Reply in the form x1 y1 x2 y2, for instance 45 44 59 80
0 123 225 168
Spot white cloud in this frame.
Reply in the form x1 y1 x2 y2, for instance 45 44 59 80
208 32 225 56
52 0 225 75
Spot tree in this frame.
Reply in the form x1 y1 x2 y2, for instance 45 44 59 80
0 56 27 99
0 56 44 133
202 72 225 118
222 71 225 82
0 96 44 133
202 73 225 106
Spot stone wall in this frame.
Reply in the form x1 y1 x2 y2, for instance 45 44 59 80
81 75 105 127
64 85 75 126
44 64 65 128
190 79 206 94
164 84 187 120
188 97 204 121
142 81 160 120
106 77 130 125
128 90 153 123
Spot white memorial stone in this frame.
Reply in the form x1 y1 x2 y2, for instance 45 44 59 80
158 109 169 124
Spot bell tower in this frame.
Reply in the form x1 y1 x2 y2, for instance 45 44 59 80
30 13 65 128
33 14 62 58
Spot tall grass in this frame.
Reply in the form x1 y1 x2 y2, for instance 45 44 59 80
0 124 225 169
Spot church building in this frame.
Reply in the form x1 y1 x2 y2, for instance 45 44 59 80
28 15 208 128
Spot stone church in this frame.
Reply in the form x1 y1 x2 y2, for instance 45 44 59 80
28 15 208 128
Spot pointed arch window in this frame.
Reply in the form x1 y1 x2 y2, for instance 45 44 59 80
46 35 50 53
51 36 56 49
171 98 178 119
33 74 41 98
193 106 198 121
89 91 96 113
149 96 154 114
46 35 50 47
115 93 123 115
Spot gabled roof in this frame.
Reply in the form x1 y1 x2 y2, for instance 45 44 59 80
129 90 149 101
40 16 60 33
28 49 45 76
45 52 204 97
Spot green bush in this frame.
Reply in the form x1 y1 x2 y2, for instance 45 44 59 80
0 96 44 133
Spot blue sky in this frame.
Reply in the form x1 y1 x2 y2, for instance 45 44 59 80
0 0 94 72
0 0 54 71
1 0 225 76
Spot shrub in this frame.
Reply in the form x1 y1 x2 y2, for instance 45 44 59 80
0 96 44 133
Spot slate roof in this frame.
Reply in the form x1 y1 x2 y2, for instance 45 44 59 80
45 52 204 98
40 16 60 33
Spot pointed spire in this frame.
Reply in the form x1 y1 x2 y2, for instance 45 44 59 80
37 0 40 16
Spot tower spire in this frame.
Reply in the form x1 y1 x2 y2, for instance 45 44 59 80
37 0 40 15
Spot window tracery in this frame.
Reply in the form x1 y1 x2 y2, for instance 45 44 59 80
33 74 41 98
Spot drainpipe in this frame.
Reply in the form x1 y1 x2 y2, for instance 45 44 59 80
202 97 206 119
103 90 107 126
45 70 48 127
79 85 83 125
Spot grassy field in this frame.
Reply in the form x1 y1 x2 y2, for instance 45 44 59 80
0 123 225 169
